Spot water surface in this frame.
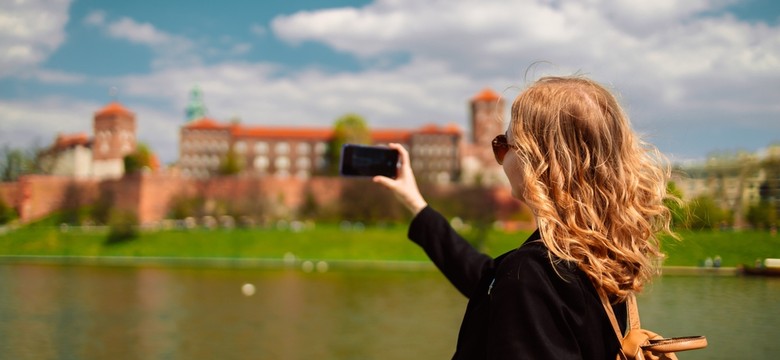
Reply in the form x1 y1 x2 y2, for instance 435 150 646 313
0 263 776 359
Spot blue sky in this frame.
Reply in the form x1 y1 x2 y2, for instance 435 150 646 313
1 0 778 164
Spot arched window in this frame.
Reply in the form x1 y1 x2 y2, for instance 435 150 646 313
275 142 290 154
297 142 311 154
255 142 269 154
254 156 269 169
275 156 290 169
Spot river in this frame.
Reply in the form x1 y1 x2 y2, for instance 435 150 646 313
0 263 777 359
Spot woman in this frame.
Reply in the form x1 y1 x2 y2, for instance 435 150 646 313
373 76 675 359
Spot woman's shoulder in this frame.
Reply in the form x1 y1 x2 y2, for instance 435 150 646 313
498 237 583 285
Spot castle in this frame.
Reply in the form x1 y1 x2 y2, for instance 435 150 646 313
2 87 776 229
37 87 508 185
37 102 139 180
0 87 512 225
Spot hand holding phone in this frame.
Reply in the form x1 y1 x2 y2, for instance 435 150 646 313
339 144 399 179
370 143 428 215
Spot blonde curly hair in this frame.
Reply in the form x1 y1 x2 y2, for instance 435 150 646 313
508 76 675 301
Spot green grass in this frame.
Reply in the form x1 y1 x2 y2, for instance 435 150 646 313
1 223 778 267
661 230 780 267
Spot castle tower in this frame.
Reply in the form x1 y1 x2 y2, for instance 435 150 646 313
469 88 505 164
92 102 136 179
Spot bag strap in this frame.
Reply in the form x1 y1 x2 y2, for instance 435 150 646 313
627 294 640 330
598 290 626 342
599 290 640 335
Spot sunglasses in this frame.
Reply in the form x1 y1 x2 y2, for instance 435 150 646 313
491 134 517 165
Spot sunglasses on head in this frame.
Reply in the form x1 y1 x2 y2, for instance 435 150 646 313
491 134 517 165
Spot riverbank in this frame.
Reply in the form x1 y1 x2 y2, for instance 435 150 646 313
1 223 778 270
0 254 742 277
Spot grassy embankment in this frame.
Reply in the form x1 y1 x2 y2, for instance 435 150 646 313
1 220 778 268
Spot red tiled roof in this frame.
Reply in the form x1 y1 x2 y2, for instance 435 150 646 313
54 133 90 149
417 123 463 135
184 118 460 142
234 127 333 140
371 129 412 143
95 102 133 117
472 88 501 102
184 118 228 130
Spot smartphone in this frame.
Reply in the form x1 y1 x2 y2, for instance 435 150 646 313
339 144 399 178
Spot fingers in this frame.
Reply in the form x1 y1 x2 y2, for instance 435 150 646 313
372 143 427 215
372 175 393 188
393 143 412 169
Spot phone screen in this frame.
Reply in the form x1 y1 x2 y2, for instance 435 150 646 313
339 144 399 178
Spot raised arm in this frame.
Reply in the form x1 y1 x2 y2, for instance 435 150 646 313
373 143 492 297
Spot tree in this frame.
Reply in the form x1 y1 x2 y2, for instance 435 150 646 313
339 178 406 224
105 210 139 244
123 143 154 175
686 195 730 230
760 151 780 219
218 146 243 175
1 144 40 181
0 195 16 224
746 200 777 230
59 182 86 225
91 184 115 225
664 181 687 229
327 114 371 175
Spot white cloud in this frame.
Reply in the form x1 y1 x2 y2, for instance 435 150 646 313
0 97 97 149
0 0 71 77
107 17 174 46
2 0 778 163
0 96 182 164
83 10 106 26
268 0 780 158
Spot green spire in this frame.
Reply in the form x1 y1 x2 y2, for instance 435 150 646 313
185 86 208 121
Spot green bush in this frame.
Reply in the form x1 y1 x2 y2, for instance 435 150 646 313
685 195 731 230
106 211 139 244
0 196 16 224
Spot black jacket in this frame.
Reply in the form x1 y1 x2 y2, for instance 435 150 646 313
408 206 626 359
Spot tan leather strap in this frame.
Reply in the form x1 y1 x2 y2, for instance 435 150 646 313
598 290 626 342
627 294 640 330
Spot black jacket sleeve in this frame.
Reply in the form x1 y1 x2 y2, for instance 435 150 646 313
407 206 493 298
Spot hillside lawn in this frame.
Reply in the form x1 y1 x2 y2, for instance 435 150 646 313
2 220 778 268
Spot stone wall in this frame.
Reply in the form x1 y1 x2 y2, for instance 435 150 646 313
4 173 347 225
3 173 529 228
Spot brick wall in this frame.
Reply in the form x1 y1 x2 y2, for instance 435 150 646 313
9 175 100 223
8 173 528 227
0 182 18 207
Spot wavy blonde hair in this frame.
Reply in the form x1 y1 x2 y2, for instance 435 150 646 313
509 76 675 301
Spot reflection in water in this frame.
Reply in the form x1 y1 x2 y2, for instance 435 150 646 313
0 264 777 360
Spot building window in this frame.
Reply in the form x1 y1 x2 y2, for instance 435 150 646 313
315 142 327 154
235 141 247 154
275 156 290 169
255 142 268 154
297 142 310 154
296 157 311 169
275 142 290 154
254 156 269 169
